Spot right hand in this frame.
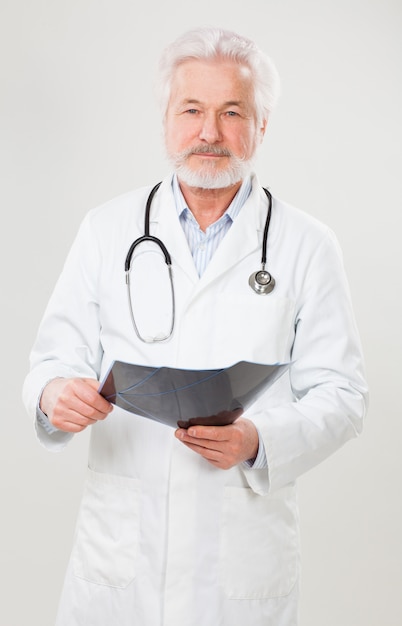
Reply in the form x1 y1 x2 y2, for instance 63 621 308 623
40 377 113 433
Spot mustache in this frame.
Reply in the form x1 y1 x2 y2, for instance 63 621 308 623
180 145 233 158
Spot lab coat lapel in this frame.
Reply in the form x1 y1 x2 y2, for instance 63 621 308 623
195 179 267 291
148 177 200 284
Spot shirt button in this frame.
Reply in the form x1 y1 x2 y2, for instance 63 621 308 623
198 243 206 251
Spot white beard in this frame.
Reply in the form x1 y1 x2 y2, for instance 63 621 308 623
167 145 256 189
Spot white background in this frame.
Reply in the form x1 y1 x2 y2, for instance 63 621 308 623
1 1 401 624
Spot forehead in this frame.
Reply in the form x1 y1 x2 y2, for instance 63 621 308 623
169 58 254 106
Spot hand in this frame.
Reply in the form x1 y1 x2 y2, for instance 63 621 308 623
40 378 113 433
174 418 259 470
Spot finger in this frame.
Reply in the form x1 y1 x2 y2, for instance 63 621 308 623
178 425 231 443
179 440 235 470
51 415 90 433
74 379 113 414
55 392 110 423
175 430 231 462
50 402 100 429
175 429 223 449
180 440 224 462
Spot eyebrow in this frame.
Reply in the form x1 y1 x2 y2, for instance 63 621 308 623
180 98 244 108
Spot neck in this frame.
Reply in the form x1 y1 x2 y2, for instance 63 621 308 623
178 179 243 231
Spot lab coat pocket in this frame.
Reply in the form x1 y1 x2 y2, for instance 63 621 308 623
72 468 141 588
220 485 300 599
211 293 295 365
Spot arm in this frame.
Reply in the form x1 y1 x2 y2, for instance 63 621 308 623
244 230 368 493
23 213 106 449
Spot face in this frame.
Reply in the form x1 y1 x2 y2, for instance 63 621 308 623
164 59 266 189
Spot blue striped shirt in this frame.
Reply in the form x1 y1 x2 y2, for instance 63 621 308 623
172 174 252 276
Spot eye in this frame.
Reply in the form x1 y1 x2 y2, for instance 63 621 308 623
186 108 199 115
225 111 238 117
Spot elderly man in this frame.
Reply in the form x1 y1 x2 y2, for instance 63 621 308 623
23 27 368 626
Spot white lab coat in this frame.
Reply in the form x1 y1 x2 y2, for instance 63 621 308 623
23 174 368 626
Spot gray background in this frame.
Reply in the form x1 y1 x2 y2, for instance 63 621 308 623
1 0 401 624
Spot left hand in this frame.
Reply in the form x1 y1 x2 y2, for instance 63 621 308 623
174 418 259 470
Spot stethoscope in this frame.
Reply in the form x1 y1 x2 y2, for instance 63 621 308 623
125 182 275 343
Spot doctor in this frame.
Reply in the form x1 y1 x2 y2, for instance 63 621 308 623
23 27 368 626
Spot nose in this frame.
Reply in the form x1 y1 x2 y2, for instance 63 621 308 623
199 113 222 144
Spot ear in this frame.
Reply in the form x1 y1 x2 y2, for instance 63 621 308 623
259 117 268 142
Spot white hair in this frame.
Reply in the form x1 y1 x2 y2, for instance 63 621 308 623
157 27 280 125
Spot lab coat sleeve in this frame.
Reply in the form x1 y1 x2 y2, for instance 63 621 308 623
242 229 368 494
22 212 103 450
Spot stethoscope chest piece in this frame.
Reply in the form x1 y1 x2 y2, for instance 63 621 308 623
249 269 275 295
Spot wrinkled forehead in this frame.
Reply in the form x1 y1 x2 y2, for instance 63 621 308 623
168 58 256 111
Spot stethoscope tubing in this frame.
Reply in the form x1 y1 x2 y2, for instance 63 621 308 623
124 182 274 342
261 187 272 269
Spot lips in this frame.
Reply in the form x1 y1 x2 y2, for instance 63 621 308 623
192 152 226 157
